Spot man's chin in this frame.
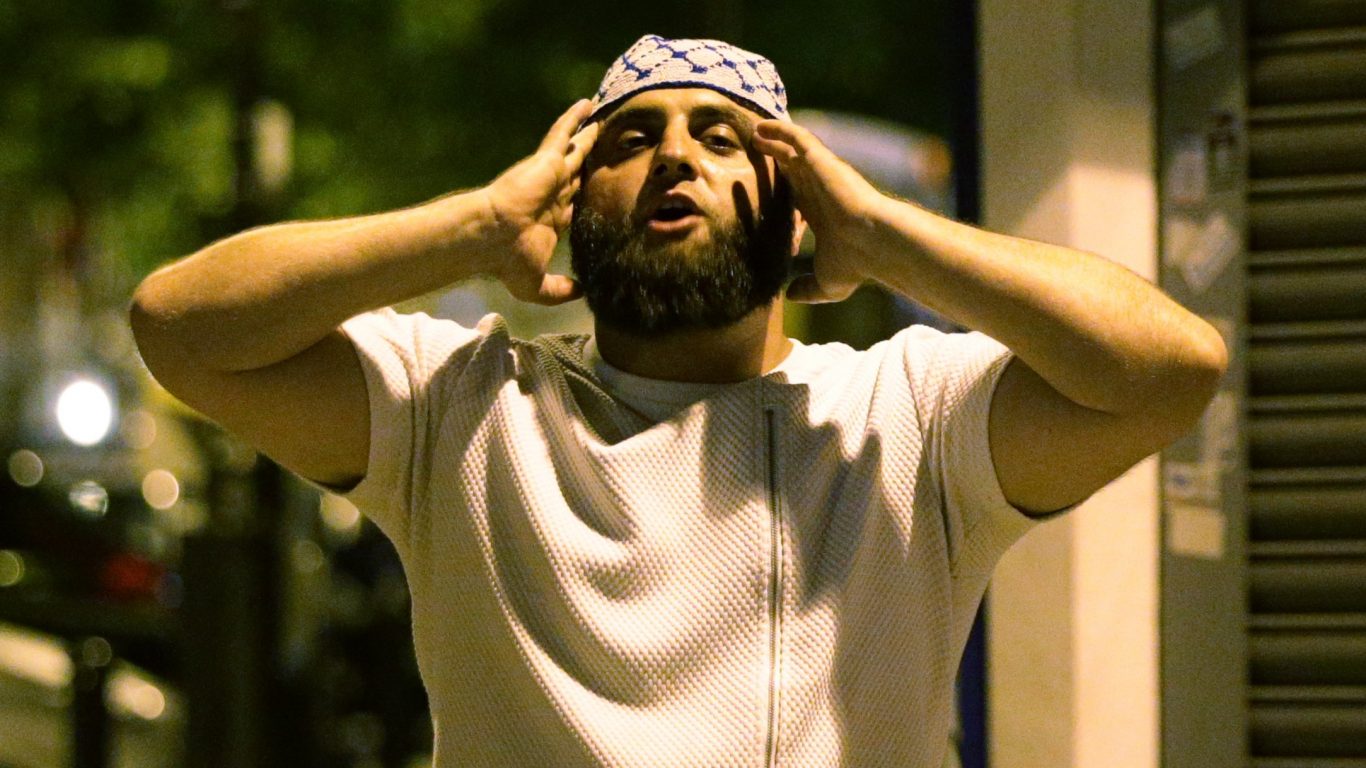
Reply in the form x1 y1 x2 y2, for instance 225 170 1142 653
635 239 706 266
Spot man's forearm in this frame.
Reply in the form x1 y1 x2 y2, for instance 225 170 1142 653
130 190 499 373
860 197 1227 416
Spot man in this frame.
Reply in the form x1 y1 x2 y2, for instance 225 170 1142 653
130 35 1225 767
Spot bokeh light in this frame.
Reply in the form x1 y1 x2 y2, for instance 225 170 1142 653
0 551 26 588
55 379 115 446
141 469 180 510
120 409 158 449
7 450 44 487
68 481 110 517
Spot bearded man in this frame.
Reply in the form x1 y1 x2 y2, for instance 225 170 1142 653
130 35 1226 768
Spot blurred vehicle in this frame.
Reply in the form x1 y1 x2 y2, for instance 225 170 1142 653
0 621 184 768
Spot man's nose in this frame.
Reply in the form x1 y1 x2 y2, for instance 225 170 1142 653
651 128 698 180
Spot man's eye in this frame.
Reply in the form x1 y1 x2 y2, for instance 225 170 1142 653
617 133 650 151
701 131 739 150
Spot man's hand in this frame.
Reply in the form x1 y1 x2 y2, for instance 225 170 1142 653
482 99 600 306
753 120 887 303
758 117 1226 514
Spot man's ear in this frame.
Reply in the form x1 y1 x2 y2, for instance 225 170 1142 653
790 209 808 257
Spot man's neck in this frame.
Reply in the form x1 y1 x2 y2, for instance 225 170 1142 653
593 302 792 384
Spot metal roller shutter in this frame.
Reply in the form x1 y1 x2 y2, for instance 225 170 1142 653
1247 0 1366 763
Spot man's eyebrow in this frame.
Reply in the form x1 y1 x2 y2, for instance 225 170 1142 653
599 105 664 132
689 104 757 138
691 103 754 125
597 101 759 136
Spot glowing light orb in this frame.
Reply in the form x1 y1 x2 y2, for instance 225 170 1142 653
55 379 114 446
141 469 180 510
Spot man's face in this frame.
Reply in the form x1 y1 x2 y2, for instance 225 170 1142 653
570 88 796 335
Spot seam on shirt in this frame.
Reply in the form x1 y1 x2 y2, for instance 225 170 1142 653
951 348 1026 578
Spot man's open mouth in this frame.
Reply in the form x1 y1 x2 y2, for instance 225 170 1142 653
650 196 699 220
652 205 693 222
645 195 703 232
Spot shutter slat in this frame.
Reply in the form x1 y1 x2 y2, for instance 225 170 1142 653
1251 320 1366 341
1251 632 1366 685
1250 700 1366 757
1252 174 1366 194
1248 339 1366 393
1248 245 1366 268
1250 0 1366 34
1250 614 1366 632
1250 116 1366 177
1252 686 1366 703
1250 484 1366 540
1251 45 1366 105
1250 558 1366 613
1251 754 1366 759
1253 541 1366 557
1249 412 1366 467
1249 191 1366 250
1249 260 1366 322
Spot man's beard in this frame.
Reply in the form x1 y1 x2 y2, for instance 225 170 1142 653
569 187 795 336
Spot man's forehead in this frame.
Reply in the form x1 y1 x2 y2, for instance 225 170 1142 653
598 88 764 127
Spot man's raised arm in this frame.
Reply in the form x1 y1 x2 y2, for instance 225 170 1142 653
129 100 598 486
754 119 1227 514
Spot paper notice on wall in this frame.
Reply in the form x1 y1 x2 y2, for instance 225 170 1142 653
1167 211 1239 294
1167 137 1208 208
1163 391 1238 507
1165 5 1225 72
1167 502 1226 560
1165 460 1220 505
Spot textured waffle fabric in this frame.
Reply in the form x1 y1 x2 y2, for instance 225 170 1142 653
589 35 790 123
337 309 1041 767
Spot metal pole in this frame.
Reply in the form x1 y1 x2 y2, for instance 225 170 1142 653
70 636 113 768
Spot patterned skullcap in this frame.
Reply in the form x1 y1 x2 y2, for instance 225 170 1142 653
588 35 790 123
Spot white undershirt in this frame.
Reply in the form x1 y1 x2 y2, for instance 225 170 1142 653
582 336 819 422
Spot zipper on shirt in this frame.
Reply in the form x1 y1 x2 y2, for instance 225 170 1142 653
763 406 784 768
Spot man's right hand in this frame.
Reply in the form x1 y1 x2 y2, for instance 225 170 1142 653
480 99 599 306
130 100 602 488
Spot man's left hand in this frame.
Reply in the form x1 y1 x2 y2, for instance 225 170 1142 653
753 120 887 303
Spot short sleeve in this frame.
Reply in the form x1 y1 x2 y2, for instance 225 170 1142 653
899 328 1038 575
332 308 487 550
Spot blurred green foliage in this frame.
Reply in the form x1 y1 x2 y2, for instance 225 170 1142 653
1 0 952 294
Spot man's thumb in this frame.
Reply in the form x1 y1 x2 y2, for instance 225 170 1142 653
536 273 582 305
785 274 834 304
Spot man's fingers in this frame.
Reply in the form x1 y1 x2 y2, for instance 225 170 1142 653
539 99 595 154
784 274 834 303
556 178 579 209
563 122 599 176
536 273 582 305
554 200 574 233
785 270 857 304
755 120 820 157
751 131 800 164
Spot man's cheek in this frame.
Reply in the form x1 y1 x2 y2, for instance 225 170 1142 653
578 179 626 220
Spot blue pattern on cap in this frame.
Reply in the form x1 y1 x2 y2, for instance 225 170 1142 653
589 35 790 122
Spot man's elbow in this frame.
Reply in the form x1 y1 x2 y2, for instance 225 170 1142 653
1185 318 1230 402
129 280 181 380
1158 321 1230 438
129 271 217 382
130 269 249 375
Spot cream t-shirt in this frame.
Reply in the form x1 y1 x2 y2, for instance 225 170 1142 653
336 308 1041 767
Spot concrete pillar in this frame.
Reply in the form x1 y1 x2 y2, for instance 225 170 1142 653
979 1 1161 766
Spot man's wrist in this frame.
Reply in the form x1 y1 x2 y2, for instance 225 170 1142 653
415 188 507 280
849 193 920 286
